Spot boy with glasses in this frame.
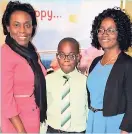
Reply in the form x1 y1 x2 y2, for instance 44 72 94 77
46 37 88 133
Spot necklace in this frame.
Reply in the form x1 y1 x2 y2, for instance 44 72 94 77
101 52 120 66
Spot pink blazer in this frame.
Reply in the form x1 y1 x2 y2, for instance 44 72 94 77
1 44 47 133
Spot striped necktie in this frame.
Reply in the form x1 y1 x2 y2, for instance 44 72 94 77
61 75 71 130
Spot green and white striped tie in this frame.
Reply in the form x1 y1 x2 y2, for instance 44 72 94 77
61 75 71 130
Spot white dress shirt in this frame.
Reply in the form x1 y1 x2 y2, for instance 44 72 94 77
46 68 88 132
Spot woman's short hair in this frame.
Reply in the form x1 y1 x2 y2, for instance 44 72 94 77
91 7 132 51
2 1 37 37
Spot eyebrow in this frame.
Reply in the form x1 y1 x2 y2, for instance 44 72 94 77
13 21 32 24
99 26 116 29
58 52 77 54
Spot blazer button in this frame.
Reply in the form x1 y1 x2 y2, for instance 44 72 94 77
32 108 35 111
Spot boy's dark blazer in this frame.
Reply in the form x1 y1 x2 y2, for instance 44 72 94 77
88 52 132 132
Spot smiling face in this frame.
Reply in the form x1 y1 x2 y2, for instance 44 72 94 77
98 17 119 51
57 41 80 74
7 10 33 47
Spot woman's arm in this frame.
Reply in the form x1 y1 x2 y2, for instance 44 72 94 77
1 47 26 132
119 58 132 132
9 115 26 133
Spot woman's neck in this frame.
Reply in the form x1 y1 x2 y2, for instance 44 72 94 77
101 48 121 65
104 48 121 59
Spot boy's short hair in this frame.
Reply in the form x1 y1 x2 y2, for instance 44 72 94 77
58 37 80 53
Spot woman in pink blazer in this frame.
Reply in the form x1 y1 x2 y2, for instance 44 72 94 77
1 1 47 133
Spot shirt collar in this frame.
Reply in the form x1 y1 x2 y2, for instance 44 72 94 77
57 68 78 78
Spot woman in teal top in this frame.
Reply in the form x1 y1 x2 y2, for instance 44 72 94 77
86 7 132 133
86 61 124 133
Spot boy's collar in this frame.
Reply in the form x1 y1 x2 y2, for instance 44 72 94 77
58 68 78 77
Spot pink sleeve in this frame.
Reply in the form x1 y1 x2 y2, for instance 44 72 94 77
1 49 20 118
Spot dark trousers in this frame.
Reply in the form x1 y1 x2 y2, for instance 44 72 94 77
47 125 86 133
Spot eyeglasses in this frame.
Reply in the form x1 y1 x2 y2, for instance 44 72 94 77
97 28 117 35
56 52 78 60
